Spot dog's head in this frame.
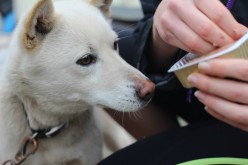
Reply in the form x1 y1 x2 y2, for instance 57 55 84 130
10 0 154 114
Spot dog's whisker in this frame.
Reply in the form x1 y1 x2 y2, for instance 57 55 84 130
132 112 138 121
118 35 133 41
113 111 118 118
128 112 131 120
136 112 140 119
116 29 130 35
133 111 142 120
130 112 135 120
115 23 137 35
128 112 134 121
121 111 125 126
136 111 143 119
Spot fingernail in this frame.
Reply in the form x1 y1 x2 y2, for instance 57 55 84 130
198 62 210 72
187 74 197 86
194 91 205 102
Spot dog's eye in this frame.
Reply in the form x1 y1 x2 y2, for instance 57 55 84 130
76 54 96 66
113 41 118 50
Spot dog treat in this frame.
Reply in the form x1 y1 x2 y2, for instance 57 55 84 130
168 32 248 88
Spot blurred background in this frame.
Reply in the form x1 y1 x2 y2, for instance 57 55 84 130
0 0 143 34
0 0 143 71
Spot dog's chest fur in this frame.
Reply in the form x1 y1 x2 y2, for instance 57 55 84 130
0 84 102 164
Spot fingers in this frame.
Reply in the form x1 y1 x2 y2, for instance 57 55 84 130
206 107 248 132
157 9 214 54
194 0 247 40
188 72 248 104
198 59 248 82
188 58 248 131
173 0 235 48
188 59 248 104
194 91 248 131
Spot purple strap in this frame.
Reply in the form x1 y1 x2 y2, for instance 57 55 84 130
187 0 236 103
226 0 236 10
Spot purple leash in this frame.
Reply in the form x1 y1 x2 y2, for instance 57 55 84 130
187 0 236 103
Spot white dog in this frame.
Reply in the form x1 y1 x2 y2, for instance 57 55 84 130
0 0 155 164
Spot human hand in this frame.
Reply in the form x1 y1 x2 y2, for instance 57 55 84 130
187 58 248 131
153 0 247 56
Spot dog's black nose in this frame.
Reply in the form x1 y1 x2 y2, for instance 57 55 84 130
136 79 155 101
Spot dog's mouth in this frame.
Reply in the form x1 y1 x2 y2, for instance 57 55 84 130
97 97 151 112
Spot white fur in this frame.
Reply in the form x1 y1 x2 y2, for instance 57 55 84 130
0 0 152 164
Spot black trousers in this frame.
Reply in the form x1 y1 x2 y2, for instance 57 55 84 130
98 119 248 165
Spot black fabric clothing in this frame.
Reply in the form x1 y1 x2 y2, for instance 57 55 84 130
99 119 248 165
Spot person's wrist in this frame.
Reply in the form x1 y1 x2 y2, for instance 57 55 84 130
151 25 178 68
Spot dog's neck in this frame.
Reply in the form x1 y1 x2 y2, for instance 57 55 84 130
17 94 90 131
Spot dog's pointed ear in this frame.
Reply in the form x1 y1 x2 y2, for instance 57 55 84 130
89 0 113 17
22 0 55 49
